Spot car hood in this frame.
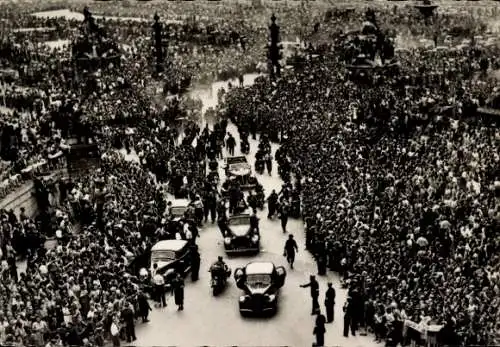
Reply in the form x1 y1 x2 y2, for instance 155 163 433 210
228 225 251 237
228 163 251 176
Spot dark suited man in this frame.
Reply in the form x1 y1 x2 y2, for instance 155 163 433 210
190 245 201 281
343 297 357 337
137 290 151 323
313 313 326 346
324 282 336 323
121 302 136 342
300 275 320 315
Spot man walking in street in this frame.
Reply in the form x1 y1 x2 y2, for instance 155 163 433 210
283 234 298 269
267 189 278 218
324 282 336 323
278 199 289 233
226 133 236 156
300 275 320 315
172 271 185 311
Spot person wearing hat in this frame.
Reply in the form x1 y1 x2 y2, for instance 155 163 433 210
171 271 185 311
190 244 201 281
283 234 298 269
300 275 320 315
343 296 357 337
313 311 327 347
324 282 336 323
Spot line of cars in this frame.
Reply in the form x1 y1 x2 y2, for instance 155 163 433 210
147 154 287 316
221 155 261 255
149 238 287 316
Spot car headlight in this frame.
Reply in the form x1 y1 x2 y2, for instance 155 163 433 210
224 237 232 244
266 294 276 302
251 234 259 243
239 295 248 302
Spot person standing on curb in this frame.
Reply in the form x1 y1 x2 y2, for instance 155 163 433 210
300 275 320 315
324 282 336 323
313 312 326 347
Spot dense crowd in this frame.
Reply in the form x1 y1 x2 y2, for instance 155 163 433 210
0 1 499 346
221 31 499 347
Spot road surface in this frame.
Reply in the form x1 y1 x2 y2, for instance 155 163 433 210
129 77 381 347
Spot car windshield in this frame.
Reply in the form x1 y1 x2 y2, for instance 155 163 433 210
151 250 176 262
226 157 246 165
246 274 272 288
228 216 250 226
170 206 187 217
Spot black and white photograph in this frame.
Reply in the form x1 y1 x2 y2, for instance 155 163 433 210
0 0 498 346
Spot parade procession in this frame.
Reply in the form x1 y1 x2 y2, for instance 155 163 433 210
0 0 499 347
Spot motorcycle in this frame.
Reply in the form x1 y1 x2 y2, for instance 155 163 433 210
209 266 232 296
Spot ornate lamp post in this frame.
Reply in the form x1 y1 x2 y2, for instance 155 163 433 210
152 12 164 74
268 14 282 80
414 0 438 23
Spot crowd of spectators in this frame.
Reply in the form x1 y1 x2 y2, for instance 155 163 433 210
0 1 499 346
221 24 500 347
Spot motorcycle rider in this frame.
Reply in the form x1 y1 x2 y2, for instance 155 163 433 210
210 256 229 283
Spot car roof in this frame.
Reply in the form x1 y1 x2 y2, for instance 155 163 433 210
245 262 274 275
226 156 247 164
151 240 188 252
229 213 251 219
171 199 190 208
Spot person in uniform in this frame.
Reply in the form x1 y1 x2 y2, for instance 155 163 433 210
190 245 201 281
300 275 320 315
343 297 357 337
284 234 298 269
172 272 185 311
313 313 326 346
324 282 336 323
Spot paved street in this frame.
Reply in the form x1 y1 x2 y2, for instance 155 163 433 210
129 78 381 347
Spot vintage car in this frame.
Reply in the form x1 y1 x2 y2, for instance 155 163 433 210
223 213 259 254
150 239 192 287
224 156 258 189
234 262 286 316
168 199 190 221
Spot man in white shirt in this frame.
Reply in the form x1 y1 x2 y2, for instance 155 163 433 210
152 263 166 308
